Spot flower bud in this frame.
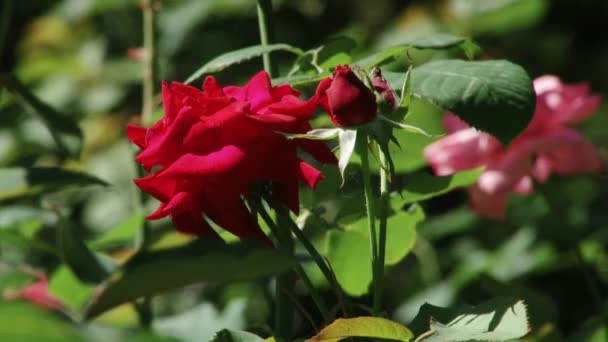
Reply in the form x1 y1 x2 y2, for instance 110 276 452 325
318 65 377 127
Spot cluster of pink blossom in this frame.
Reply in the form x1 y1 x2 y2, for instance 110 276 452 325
424 76 604 218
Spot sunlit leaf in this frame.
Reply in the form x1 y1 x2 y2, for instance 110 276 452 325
324 204 424 296
85 239 295 319
48 266 96 312
307 316 413 342
185 44 303 84
412 298 530 341
90 211 145 250
338 129 357 184
0 303 82 341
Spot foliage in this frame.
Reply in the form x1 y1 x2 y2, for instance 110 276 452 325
0 1 606 341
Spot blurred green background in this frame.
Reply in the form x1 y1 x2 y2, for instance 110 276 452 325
1 0 608 341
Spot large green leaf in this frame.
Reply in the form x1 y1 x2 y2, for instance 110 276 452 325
0 73 82 157
185 44 303 84
307 317 413 342
85 239 295 319
411 298 530 341
355 33 479 68
323 204 424 296
400 169 483 205
0 303 83 341
410 59 535 145
0 167 108 202
90 211 145 250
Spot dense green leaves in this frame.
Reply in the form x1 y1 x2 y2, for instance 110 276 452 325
85 239 295 319
0 167 108 202
307 317 413 342
0 74 83 157
0 303 82 341
185 44 303 84
410 59 536 145
411 298 530 341
400 169 483 205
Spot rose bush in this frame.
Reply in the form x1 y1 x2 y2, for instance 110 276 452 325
424 75 603 218
127 71 337 240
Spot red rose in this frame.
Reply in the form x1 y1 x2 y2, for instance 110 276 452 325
127 71 337 241
317 65 377 127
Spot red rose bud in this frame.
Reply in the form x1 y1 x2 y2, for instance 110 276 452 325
317 65 377 127
371 68 397 109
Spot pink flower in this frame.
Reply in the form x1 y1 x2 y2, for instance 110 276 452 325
3 275 64 311
424 76 603 218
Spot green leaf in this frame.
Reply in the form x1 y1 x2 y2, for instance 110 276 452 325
338 129 357 184
90 211 145 250
411 298 530 341
0 73 82 157
400 169 483 205
271 73 329 88
58 218 110 284
0 303 83 341
324 204 424 296
0 167 108 202
355 33 478 68
307 316 414 342
281 128 341 141
378 115 431 137
410 59 536 145
211 329 264 342
48 266 96 312
85 239 295 319
185 44 303 84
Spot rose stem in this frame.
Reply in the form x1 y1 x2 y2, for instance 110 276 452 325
376 145 389 315
256 0 278 78
256 203 331 323
132 0 158 328
256 0 294 338
358 132 381 315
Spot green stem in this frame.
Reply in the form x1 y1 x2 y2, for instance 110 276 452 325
256 0 278 77
132 0 158 328
376 146 389 314
358 133 381 314
141 0 156 127
257 206 330 323
274 210 295 340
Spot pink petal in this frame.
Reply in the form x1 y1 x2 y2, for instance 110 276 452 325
424 128 502 176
